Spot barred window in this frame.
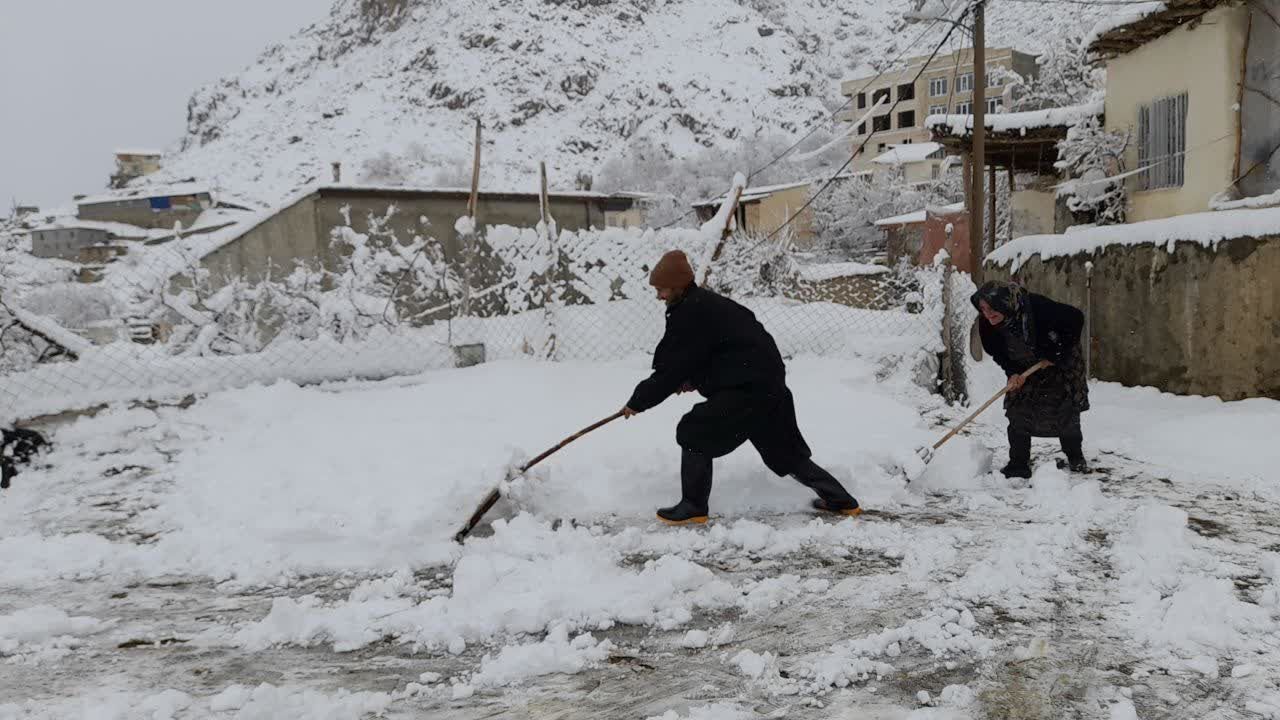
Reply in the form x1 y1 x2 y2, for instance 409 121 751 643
1138 93 1188 190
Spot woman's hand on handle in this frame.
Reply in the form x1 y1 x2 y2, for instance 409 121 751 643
622 406 638 419
1006 374 1026 394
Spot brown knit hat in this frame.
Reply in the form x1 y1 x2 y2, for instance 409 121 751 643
649 250 695 289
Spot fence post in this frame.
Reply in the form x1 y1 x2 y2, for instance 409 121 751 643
1084 260 1093 379
940 254 957 403
539 161 558 361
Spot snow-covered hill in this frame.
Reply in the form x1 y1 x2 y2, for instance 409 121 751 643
151 0 1111 203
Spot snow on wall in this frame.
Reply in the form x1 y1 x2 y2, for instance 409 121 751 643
987 206 1280 272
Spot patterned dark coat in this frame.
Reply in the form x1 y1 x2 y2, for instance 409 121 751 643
971 281 1089 437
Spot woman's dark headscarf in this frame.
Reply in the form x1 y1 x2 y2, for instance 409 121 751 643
971 280 1034 344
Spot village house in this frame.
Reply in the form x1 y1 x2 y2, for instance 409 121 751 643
972 0 1280 400
869 141 951 185
692 181 818 249
27 220 154 260
109 149 163 188
840 46 1038 175
1087 0 1279 220
76 182 214 230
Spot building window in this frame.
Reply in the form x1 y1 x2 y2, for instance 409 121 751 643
872 87 890 106
986 70 1001 87
872 115 891 132
928 104 946 116
902 138 913 144
986 97 1001 114
857 122 867 136
857 92 866 110
897 82 915 101
956 101 972 115
932 164 941 180
958 72 974 93
878 143 887 153
897 110 916 129
929 77 948 97
1138 92 1189 190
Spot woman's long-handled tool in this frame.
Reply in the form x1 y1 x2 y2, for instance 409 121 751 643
905 360 1050 482
453 410 626 544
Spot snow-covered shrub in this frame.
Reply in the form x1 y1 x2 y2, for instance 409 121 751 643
1055 117 1129 225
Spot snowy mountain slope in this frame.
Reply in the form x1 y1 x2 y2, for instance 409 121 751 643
152 0 1111 204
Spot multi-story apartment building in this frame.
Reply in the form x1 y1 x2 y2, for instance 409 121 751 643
839 47 1038 175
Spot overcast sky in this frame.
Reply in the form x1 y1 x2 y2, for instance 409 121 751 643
0 0 332 210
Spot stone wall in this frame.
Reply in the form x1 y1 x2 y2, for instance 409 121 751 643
987 235 1280 400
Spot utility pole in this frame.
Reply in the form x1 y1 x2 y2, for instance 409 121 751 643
970 0 986 283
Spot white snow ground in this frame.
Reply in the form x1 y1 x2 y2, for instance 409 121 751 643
2 354 1279 719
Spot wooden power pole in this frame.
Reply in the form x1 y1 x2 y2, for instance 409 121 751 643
970 0 986 283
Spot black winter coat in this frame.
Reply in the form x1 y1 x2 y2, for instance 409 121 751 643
977 293 1084 375
973 285 1090 436
627 286 785 412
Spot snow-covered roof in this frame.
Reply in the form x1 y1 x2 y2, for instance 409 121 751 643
926 102 1103 138
874 202 965 227
114 148 163 157
797 261 889 282
1083 1 1226 59
77 182 212 207
28 219 162 240
987 206 1280 272
871 142 944 166
692 180 812 208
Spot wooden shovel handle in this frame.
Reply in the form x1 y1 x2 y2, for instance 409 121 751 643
931 360 1050 451
453 410 625 544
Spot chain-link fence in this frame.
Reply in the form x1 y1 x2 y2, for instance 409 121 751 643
1 206 962 424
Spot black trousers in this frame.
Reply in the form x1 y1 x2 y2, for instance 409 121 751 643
1008 426 1084 467
676 385 810 476
675 386 855 510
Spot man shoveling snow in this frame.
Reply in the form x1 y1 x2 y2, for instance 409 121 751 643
622 250 860 525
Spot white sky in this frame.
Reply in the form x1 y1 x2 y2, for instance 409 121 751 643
0 0 332 210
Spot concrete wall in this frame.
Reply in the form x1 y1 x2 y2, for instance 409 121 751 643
987 235 1280 400
200 194 323 284
1105 4 1249 222
31 228 108 259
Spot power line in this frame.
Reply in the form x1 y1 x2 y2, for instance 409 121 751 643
748 7 973 252
747 17 947 184
996 0 1164 6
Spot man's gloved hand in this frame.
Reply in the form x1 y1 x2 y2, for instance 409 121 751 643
622 407 638 419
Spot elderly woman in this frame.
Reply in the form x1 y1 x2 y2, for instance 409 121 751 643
971 280 1090 478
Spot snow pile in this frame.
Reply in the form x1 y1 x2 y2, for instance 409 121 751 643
0 606 109 663
471 625 614 687
1109 503 1271 662
986 206 1280 272
1086 382 1280 484
1212 188 1280 211
914 437 993 492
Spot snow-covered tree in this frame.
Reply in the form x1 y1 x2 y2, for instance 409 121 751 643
1055 116 1129 225
809 168 966 260
1012 30 1105 111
